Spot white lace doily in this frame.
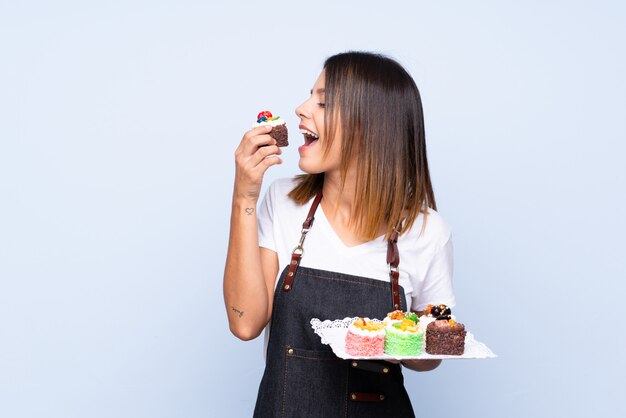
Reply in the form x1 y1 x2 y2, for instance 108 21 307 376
310 317 497 360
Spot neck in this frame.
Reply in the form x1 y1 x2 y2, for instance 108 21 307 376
319 167 386 246
321 168 356 222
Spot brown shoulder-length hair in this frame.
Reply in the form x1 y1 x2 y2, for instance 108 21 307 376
288 51 437 240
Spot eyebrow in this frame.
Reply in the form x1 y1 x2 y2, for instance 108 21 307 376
310 88 325 95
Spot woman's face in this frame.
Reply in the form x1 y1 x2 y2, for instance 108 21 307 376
295 70 342 174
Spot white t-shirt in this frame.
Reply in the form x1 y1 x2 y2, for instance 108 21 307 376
257 177 456 312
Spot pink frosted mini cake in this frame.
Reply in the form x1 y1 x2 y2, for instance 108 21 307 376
345 318 385 357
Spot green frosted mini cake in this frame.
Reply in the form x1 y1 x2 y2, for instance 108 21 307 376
384 312 424 356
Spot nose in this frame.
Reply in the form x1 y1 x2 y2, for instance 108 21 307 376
295 99 310 119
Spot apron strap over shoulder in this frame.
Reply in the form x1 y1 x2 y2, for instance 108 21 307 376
387 230 401 310
302 191 323 230
283 191 323 291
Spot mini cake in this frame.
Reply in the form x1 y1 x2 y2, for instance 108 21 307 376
345 317 385 357
417 303 447 332
255 110 288 147
383 310 406 325
384 312 424 356
426 303 452 320
424 304 466 355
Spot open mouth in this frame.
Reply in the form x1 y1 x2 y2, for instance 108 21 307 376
300 128 319 146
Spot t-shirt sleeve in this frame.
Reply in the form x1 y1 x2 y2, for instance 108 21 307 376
412 234 456 311
257 183 276 252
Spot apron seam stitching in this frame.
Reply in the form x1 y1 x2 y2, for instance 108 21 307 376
344 363 349 418
281 346 288 418
289 354 342 361
301 274 390 289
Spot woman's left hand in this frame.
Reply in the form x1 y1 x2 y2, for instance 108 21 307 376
386 358 442 371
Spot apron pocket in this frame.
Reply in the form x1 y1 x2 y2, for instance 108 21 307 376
347 364 416 418
282 345 347 418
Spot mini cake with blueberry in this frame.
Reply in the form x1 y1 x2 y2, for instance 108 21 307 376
384 311 424 356
255 110 288 147
345 317 386 357
424 304 466 355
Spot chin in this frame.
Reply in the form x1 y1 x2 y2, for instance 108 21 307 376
298 160 322 174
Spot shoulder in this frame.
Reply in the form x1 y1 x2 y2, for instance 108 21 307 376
264 177 299 204
422 208 452 242
263 177 309 212
266 177 299 195
402 207 452 251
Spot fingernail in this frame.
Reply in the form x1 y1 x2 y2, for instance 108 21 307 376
265 126 271 131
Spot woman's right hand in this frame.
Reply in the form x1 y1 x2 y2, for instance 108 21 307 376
233 125 282 201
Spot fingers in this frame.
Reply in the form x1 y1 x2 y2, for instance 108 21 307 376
236 125 282 169
244 125 272 138
259 154 283 170
248 144 282 167
240 126 275 155
241 135 276 156
234 127 283 182
245 148 282 177
246 124 273 138
232 125 281 201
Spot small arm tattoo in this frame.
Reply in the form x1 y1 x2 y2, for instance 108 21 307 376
231 306 244 318
245 208 254 215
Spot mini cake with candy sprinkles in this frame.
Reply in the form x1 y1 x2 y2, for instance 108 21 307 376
345 318 385 357
384 311 424 356
254 110 288 147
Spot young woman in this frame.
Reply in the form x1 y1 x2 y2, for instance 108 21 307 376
224 52 456 417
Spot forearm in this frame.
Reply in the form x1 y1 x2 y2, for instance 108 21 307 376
223 196 270 340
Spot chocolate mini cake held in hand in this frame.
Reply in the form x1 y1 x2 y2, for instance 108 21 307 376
255 110 288 147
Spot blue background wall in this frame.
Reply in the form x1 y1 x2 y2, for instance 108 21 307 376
1 1 625 417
